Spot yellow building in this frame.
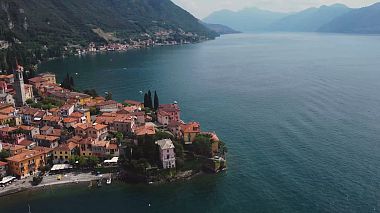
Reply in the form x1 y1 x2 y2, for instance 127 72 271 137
180 122 201 144
6 149 45 179
53 142 78 164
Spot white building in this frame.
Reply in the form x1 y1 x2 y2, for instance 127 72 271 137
155 139 176 169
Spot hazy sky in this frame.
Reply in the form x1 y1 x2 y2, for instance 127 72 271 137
172 0 379 19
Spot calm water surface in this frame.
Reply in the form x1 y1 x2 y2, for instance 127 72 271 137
2 33 380 212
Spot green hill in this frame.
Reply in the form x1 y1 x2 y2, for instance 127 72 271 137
0 0 217 70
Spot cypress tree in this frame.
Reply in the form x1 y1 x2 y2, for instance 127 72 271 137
154 91 159 110
70 76 74 88
147 90 152 109
144 93 148 108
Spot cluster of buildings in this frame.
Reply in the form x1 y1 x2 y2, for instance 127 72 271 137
0 63 222 180
76 30 199 55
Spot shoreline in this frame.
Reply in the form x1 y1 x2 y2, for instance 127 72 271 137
0 169 209 198
0 172 103 198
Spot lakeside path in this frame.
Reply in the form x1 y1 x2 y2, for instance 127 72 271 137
0 172 107 197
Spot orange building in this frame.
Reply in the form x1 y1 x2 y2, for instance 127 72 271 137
6 149 45 179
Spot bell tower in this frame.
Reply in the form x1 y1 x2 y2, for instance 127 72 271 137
13 61 26 107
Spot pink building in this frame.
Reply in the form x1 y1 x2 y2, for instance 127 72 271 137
155 139 176 169
157 103 180 126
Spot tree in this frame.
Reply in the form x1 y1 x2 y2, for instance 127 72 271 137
105 92 113 100
83 89 98 98
0 150 10 161
61 72 74 90
154 91 159 110
115 132 124 142
147 90 153 109
192 134 212 157
144 93 148 108
87 156 100 168
173 140 184 159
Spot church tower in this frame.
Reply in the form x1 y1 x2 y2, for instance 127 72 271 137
13 62 26 107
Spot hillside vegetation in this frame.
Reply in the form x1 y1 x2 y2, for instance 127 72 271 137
0 0 217 70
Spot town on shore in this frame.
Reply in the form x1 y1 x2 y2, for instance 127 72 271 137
0 63 227 195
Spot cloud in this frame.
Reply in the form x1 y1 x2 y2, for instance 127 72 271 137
172 0 379 18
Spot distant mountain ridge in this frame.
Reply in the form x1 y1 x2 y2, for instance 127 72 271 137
203 2 380 34
319 3 380 34
202 23 240 35
268 4 352 32
203 7 288 32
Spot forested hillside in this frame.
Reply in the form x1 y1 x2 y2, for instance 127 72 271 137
0 0 217 70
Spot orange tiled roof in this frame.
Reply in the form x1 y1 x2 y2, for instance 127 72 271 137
63 117 78 123
135 125 155 136
32 146 53 154
33 134 59 142
18 139 35 147
18 125 37 131
70 112 84 118
54 142 77 152
0 126 18 132
181 122 201 133
42 115 61 122
6 150 44 163
76 123 107 131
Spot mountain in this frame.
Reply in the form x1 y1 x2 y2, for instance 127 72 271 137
0 0 217 70
268 4 352 32
319 3 380 34
203 23 240 35
203 7 288 32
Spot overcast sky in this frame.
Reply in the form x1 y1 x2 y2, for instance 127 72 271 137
172 0 379 19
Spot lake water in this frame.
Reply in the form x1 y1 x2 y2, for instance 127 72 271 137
2 33 380 212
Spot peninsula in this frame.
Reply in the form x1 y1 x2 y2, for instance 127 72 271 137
0 64 227 196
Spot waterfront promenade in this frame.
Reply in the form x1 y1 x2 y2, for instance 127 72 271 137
0 172 106 197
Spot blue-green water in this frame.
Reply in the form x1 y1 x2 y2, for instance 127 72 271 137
2 33 380 212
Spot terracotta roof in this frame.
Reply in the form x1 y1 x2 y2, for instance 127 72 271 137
18 107 39 115
159 104 180 113
93 140 108 147
42 115 61 122
67 136 83 144
70 112 84 118
40 126 53 131
130 111 145 117
63 117 78 123
32 146 53 154
0 107 15 115
77 137 96 145
181 122 201 133
33 134 59 142
124 100 142 106
6 150 44 163
0 126 18 132
54 142 77 152
18 139 35 147
96 100 118 107
0 114 11 120
50 129 62 137
18 125 37 131
135 125 155 136
60 104 74 111
76 123 107 131
9 144 26 151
